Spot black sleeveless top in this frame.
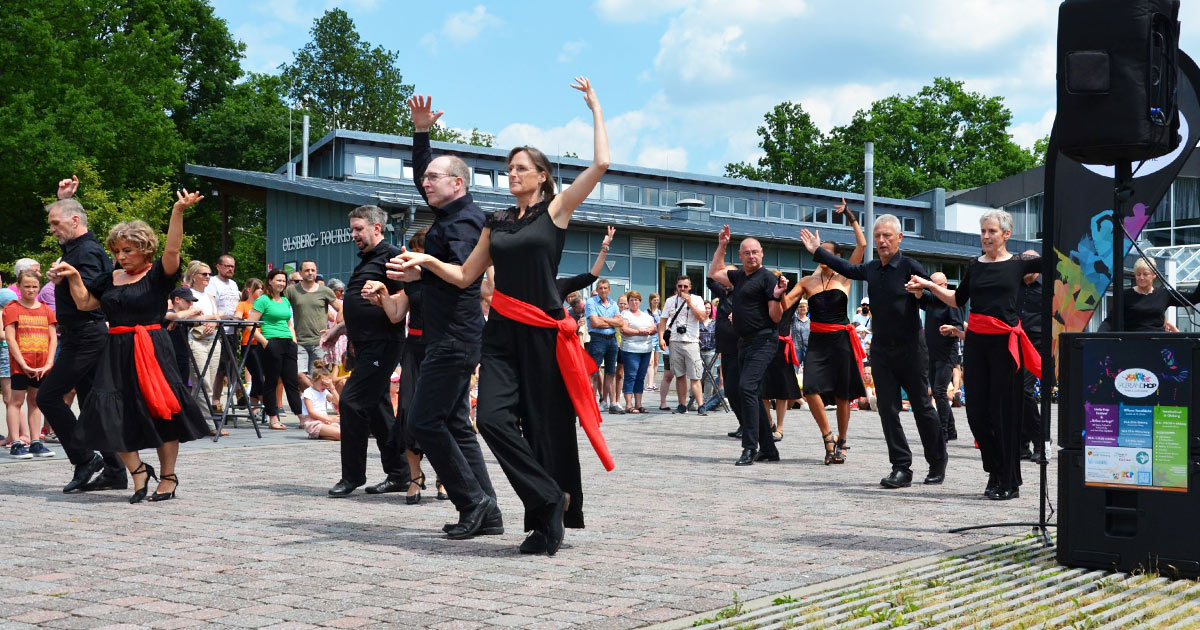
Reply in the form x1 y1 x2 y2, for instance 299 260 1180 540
956 256 1041 326
485 200 565 314
808 289 851 326
406 280 424 332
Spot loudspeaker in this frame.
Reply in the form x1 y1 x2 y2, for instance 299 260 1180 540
1056 0 1181 165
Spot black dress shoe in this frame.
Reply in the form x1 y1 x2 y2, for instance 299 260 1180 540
445 495 497 540
542 493 566 556
83 471 129 491
365 477 407 494
880 469 913 488
520 530 548 554
328 479 362 497
924 464 946 485
727 428 743 438
983 473 999 498
990 487 1020 500
734 448 757 466
755 452 780 462
63 453 105 493
1018 445 1034 461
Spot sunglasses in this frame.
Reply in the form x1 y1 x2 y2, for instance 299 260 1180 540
198 272 211 277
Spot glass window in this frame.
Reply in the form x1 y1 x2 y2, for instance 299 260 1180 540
752 200 763 217
663 190 678 206
588 182 602 199
474 169 493 188
353 154 375 176
623 185 641 204
1026 196 1043 239
903 217 917 232
644 187 660 206
715 196 730 214
783 203 799 221
733 198 748 215
812 206 828 223
377 156 404 179
403 160 414 179
700 193 713 209
767 201 783 218
800 205 813 222
602 183 620 201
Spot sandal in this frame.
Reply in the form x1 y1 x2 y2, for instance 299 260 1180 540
772 431 783 442
269 421 287 430
823 431 844 465
406 473 426 505
636 407 647 414
836 437 850 451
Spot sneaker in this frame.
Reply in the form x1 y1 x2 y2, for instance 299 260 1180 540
825 404 837 410
673 405 687 414
610 403 625 414
9 441 32 459
28 441 55 458
697 408 708 416
43 432 58 443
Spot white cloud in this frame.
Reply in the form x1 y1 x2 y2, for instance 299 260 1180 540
255 0 313 25
234 23 294 73
592 0 694 23
558 40 588 64
1010 107 1055 149
422 5 502 50
636 146 688 171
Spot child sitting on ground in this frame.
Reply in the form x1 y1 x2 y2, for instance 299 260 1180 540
299 367 340 441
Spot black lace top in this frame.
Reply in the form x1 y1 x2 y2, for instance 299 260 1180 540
486 200 566 314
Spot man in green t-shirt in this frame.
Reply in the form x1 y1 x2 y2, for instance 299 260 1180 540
284 260 341 390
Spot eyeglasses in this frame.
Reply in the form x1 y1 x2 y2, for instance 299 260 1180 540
508 165 537 175
218 263 234 268
422 172 458 182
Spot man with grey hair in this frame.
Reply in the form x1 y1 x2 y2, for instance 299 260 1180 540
37 176 127 492
801 214 947 488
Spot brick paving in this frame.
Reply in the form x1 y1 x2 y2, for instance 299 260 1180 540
0 405 1056 629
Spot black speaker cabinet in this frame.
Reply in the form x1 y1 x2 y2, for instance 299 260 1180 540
1057 0 1181 165
1058 449 1200 577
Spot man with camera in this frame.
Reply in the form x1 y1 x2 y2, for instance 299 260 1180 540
658 276 708 415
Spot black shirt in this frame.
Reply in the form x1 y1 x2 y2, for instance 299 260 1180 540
558 272 596 302
56 231 112 328
814 248 929 346
923 302 964 363
726 267 777 338
1118 286 1200 332
1018 275 1043 335
707 279 739 354
955 256 1041 326
344 241 405 343
412 132 487 345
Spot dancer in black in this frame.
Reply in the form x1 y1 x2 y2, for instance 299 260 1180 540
801 215 947 488
52 190 211 503
921 272 964 443
708 270 742 437
762 280 801 434
1104 256 1200 331
906 210 1040 500
38 176 127 493
394 77 610 555
781 199 866 464
709 228 784 466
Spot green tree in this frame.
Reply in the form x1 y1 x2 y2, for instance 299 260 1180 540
725 102 827 188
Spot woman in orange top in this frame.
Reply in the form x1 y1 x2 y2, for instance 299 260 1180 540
235 278 265 408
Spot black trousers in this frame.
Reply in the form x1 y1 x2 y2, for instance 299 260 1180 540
215 331 239 378
964 331 1024 490
261 338 302 417
736 331 779 456
242 344 266 399
339 337 407 485
408 338 496 512
928 359 957 439
1020 330 1043 447
36 321 123 473
477 316 583 531
870 337 946 472
719 347 743 425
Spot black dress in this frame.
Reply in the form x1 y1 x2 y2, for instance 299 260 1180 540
477 201 584 531
398 281 425 453
762 302 802 400
803 289 865 401
957 255 1041 493
77 260 209 452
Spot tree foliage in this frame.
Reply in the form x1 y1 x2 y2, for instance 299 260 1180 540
726 78 1040 199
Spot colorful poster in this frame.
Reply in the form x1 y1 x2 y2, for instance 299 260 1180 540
1085 446 1154 486
1084 402 1119 446
1153 407 1189 489
1118 404 1154 449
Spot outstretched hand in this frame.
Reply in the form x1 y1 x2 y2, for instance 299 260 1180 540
570 76 600 111
834 197 856 223
57 175 79 200
407 95 444 132
173 189 204 213
602 225 615 247
717 224 731 248
799 228 820 254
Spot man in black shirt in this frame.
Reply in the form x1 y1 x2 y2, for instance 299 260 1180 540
801 215 947 487
922 272 964 442
388 95 499 539
709 227 783 466
37 177 127 493
328 205 410 497
708 272 743 437
1018 250 1044 461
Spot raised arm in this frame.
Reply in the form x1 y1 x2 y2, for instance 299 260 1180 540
708 225 733 286
780 277 808 311
57 175 79 200
834 199 868 265
549 78 610 228
163 189 203 277
390 229 493 289
407 95 443 205
801 228 869 281
590 226 615 277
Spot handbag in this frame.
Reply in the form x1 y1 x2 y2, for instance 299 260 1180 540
663 296 686 345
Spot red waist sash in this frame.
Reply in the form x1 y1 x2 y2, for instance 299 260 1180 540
490 290 615 471
408 328 422 336
809 322 866 380
778 335 800 368
108 324 182 420
966 313 1041 379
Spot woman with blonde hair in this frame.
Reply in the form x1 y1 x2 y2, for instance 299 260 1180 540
183 260 222 430
1104 256 1200 331
52 192 211 503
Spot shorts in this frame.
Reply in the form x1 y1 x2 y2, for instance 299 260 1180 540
586 334 619 375
668 339 703 380
0 344 8 379
299 417 335 439
11 372 43 390
298 344 326 374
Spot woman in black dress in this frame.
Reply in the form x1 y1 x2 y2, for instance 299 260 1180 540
907 209 1041 500
1105 256 1200 331
393 77 610 556
780 201 866 464
52 190 210 504
761 272 802 439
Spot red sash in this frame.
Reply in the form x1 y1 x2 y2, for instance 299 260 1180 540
490 290 615 472
108 324 182 420
809 322 867 381
778 335 800 368
408 328 422 337
966 313 1041 379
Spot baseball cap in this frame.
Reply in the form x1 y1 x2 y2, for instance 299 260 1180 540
169 287 197 302
860 297 870 305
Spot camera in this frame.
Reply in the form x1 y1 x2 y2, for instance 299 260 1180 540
676 324 688 334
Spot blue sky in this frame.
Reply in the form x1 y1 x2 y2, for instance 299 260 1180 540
210 0 1200 176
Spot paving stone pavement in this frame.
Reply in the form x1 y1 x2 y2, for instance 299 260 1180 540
0 405 1057 629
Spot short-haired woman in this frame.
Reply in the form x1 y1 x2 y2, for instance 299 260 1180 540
248 269 302 430
619 291 655 413
52 191 211 503
1105 256 1200 331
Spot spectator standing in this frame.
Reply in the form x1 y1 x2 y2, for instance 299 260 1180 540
585 279 622 411
618 291 655 413
697 299 718 409
249 269 302 430
646 293 661 391
235 279 266 407
658 276 708 416
184 261 222 431
285 260 340 391
206 255 240 410
921 272 964 443
4 270 57 458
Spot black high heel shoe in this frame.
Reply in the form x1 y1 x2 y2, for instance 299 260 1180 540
406 473 426 505
822 431 844 465
148 474 178 502
436 478 449 501
129 462 158 504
